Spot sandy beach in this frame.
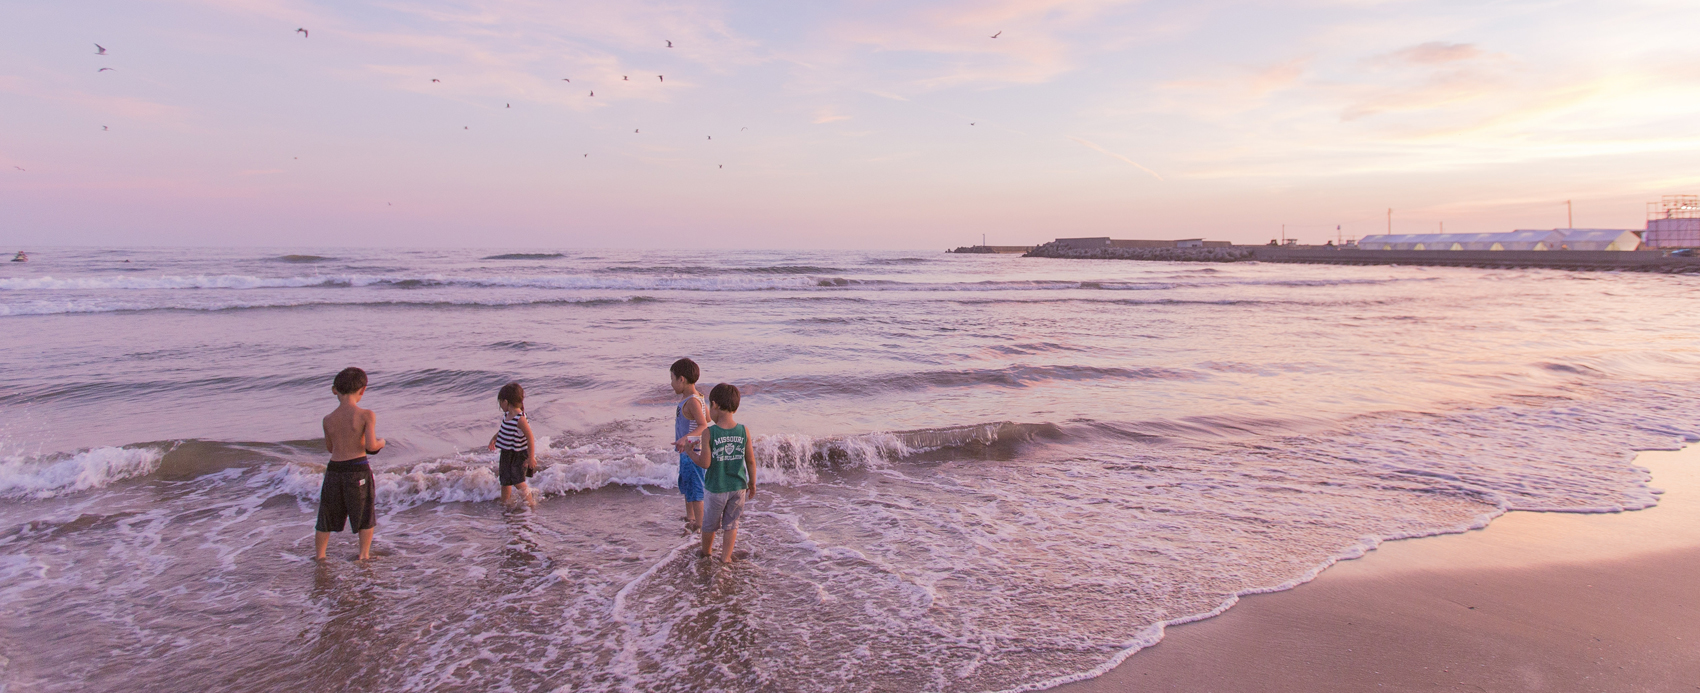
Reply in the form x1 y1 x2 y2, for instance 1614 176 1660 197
1059 445 1700 692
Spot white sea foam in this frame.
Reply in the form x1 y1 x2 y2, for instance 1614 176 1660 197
0 446 165 499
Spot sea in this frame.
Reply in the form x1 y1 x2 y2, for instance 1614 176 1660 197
2 247 1698 692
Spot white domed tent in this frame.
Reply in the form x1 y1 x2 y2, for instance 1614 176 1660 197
1356 230 1565 251
1546 229 1642 251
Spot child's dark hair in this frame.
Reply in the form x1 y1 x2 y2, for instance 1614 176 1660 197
708 383 740 413
333 367 367 395
498 381 525 409
670 358 700 384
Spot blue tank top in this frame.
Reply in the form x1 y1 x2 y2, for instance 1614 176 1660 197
675 394 703 449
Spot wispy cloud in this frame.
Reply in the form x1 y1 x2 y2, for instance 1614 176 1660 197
1067 136 1163 180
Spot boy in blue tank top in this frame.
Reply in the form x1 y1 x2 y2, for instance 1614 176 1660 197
686 383 757 563
670 359 710 531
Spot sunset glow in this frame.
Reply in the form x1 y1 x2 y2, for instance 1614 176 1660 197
5 0 1700 247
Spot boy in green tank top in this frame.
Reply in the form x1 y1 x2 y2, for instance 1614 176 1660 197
686 383 757 562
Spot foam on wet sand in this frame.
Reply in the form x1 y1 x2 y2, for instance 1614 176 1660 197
1057 445 1700 692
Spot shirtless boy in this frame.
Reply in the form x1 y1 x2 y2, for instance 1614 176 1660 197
315 367 386 561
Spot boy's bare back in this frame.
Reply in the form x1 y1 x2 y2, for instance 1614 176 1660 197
324 404 379 462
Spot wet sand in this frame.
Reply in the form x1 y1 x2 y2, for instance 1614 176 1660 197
1058 446 1700 693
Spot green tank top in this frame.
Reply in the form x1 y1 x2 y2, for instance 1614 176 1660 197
703 424 749 494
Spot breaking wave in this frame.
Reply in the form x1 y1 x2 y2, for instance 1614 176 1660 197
0 446 167 499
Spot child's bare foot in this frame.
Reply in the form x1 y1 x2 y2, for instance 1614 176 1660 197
696 549 712 558
685 521 700 532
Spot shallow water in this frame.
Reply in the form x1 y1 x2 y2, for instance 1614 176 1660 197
2 248 1698 691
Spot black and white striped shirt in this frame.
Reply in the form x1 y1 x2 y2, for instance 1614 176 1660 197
495 411 528 451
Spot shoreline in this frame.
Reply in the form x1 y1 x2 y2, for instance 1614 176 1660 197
1052 444 1700 692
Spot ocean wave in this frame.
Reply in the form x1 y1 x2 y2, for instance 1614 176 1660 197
484 253 566 260
741 365 1199 399
0 296 659 316
275 255 332 263
0 273 1433 296
0 446 167 499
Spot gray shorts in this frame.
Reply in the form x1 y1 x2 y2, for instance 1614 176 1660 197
703 490 746 534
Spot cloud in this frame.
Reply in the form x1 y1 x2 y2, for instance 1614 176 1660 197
1374 41 1484 66
812 108 852 124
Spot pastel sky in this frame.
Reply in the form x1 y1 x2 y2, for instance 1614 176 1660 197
5 0 1700 248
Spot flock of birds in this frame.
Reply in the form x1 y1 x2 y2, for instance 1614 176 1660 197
49 27 1007 182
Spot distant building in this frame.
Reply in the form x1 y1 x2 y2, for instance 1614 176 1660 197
1645 195 1700 248
1051 237 1230 250
1355 229 1640 251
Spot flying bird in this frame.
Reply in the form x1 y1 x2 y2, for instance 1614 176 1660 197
589 90 594 96
634 129 639 133
707 135 711 140
666 40 673 48
718 165 722 169
561 78 570 82
13 167 23 171
622 76 628 81
464 126 469 129
102 126 108 131
658 75 663 82
95 43 107 55
506 103 510 108
431 78 440 83
991 31 1001 38
970 122 975 126
741 127 748 131
97 67 113 72
583 153 588 157
296 28 308 38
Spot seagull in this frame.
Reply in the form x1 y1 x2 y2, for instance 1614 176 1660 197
707 135 711 140
622 76 628 81
991 31 1001 38
561 78 570 82
583 153 588 157
102 126 108 130
506 103 510 108
431 78 440 83
95 43 107 55
970 122 975 126
296 28 308 38
13 166 23 171
658 75 663 82
464 126 469 129
589 90 594 96
667 40 673 48
741 127 748 131
634 129 639 133
98 67 113 72
388 202 392 206
718 164 722 168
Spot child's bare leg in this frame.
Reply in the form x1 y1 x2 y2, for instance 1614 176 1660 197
686 500 703 529
314 531 331 560
699 530 715 558
500 485 512 505
518 481 535 507
357 528 374 560
720 528 738 563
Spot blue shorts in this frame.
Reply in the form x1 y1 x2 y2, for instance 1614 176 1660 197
678 455 705 502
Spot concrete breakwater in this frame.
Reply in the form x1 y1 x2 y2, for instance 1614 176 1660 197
1252 246 1700 273
1023 241 1256 262
1024 240 1700 272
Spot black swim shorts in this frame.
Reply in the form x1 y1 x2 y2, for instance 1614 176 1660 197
498 448 531 487
316 458 376 533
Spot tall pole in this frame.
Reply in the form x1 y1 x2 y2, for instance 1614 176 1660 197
1387 208 1392 234
1281 224 1285 244
1566 200 1573 229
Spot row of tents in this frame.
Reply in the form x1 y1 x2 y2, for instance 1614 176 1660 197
1355 229 1643 252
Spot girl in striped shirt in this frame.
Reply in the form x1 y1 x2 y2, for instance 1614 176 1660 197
487 381 537 507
